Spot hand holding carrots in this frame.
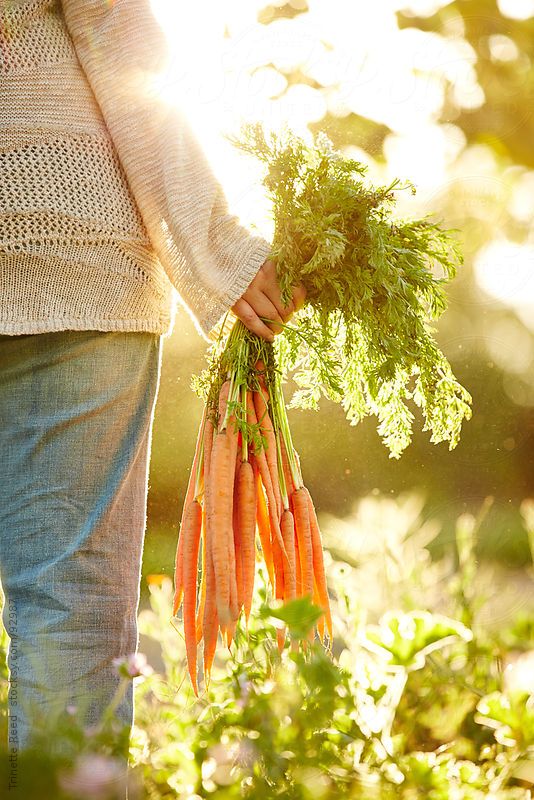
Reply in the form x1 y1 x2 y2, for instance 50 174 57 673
231 258 306 341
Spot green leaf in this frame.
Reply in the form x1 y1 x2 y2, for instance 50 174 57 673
260 597 324 639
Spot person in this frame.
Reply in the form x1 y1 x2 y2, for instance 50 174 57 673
0 0 305 763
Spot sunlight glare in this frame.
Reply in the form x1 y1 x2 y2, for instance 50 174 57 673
474 240 534 308
497 0 534 19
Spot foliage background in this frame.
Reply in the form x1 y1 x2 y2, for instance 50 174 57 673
142 0 534 597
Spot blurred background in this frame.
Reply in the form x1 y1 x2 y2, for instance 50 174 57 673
141 0 534 601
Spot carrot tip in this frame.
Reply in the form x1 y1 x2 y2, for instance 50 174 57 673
172 593 183 616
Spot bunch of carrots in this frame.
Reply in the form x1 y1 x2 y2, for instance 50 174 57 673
172 321 333 695
171 123 472 695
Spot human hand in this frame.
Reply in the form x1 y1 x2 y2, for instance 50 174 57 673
231 259 306 342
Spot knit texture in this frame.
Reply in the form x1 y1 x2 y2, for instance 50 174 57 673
0 0 272 337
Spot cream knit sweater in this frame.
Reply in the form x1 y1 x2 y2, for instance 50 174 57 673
0 0 272 338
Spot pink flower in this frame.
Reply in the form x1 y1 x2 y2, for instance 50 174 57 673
112 652 154 680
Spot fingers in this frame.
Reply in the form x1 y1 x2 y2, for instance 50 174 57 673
270 282 306 322
232 258 307 341
258 261 306 322
258 260 292 321
246 287 285 333
231 298 275 342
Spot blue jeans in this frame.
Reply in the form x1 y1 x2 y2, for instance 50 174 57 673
0 330 161 754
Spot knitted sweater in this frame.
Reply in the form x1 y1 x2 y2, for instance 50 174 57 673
0 0 272 338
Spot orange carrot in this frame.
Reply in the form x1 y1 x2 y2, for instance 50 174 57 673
291 488 314 598
257 451 288 569
238 460 257 622
305 486 333 641
280 508 297 602
255 358 267 384
280 436 296 498
255 467 275 590
253 389 281 518
271 535 286 653
173 410 206 615
218 380 231 430
246 393 288 571
196 513 207 645
202 543 219 683
196 420 214 642
231 447 243 621
203 418 215 475
293 522 303 597
182 499 203 695
202 419 219 676
226 617 237 649
207 430 234 625
219 380 240 631
233 486 244 615
227 455 239 629
313 576 325 644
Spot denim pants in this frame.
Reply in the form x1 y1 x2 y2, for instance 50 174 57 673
0 330 161 754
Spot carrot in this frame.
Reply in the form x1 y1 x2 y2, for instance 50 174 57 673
218 379 231 430
207 430 234 626
271 535 286 653
196 420 214 642
293 523 303 597
204 418 215 474
173 409 206 615
281 508 297 602
291 488 314 598
253 388 281 518
313 576 325 644
231 447 243 620
233 486 244 615
280 436 296 498
213 375 241 633
236 459 256 621
226 618 237 649
255 467 275 590
220 380 240 631
195 514 207 645
228 543 239 631
201 419 220 680
227 466 239 630
305 486 333 641
246 392 289 571
202 543 219 684
182 499 203 695
257 450 288 569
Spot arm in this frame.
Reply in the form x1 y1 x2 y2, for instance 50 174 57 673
61 0 274 338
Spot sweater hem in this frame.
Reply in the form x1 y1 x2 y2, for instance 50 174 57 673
0 316 172 336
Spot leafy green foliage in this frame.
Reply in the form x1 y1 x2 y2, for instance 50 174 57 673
2 498 534 798
259 596 325 640
226 123 472 457
476 692 534 749
359 609 473 670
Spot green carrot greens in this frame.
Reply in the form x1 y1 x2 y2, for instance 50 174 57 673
196 123 472 459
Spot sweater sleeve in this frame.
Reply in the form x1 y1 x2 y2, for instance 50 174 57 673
60 0 272 338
